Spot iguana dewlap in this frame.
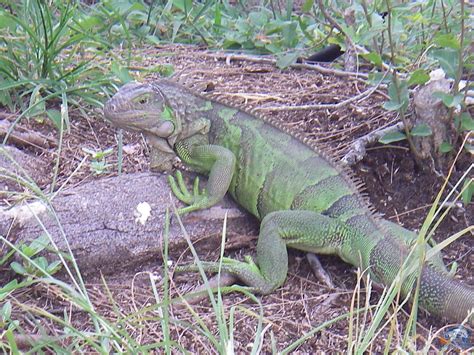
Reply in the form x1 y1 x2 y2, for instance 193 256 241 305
104 80 474 325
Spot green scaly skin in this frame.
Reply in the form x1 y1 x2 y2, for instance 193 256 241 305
104 80 474 324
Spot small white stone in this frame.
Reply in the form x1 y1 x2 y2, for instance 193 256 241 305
134 202 152 225
429 68 446 82
123 143 140 155
150 272 161 281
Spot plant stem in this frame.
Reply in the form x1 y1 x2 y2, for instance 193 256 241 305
450 0 466 149
385 0 424 165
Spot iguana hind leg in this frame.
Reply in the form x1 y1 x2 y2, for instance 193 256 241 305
177 210 347 294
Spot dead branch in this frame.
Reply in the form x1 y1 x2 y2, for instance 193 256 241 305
256 84 381 112
200 52 369 79
0 120 57 149
341 122 405 165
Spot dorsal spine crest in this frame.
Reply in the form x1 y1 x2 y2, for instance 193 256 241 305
163 78 376 214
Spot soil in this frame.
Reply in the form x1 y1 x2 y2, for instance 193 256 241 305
1 44 472 352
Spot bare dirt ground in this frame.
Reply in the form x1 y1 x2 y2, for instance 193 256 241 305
1 44 472 352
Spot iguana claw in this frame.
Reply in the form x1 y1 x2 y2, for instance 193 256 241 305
168 171 207 214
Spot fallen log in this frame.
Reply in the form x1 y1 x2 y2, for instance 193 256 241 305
1 173 258 276
0 145 49 196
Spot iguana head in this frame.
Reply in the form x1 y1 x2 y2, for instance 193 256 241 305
104 82 181 153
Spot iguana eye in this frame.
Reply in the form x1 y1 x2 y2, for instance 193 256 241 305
138 97 148 105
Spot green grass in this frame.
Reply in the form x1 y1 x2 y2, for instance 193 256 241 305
0 205 255 352
0 1 117 114
1 146 472 352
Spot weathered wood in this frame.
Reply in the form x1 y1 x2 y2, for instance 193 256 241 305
0 145 48 195
413 75 452 169
1 173 257 276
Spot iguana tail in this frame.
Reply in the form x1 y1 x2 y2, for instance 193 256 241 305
369 237 473 324
418 266 474 323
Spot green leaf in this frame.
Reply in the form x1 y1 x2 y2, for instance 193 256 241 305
35 256 48 271
146 35 161 45
384 79 409 112
111 62 133 84
462 179 473 206
432 92 463 108
368 72 392 85
431 48 459 79
408 69 430 86
411 124 432 137
248 11 268 27
20 245 35 258
1 301 12 321
302 0 314 12
439 141 453 153
172 0 193 12
361 52 382 66
281 22 298 48
46 109 62 130
109 0 143 15
460 112 474 131
28 234 50 256
276 52 299 69
10 262 27 276
90 161 109 175
0 280 19 300
214 3 221 26
434 33 460 50
0 13 17 30
0 281 19 302
464 54 474 71
77 15 103 31
47 260 62 274
27 86 46 118
379 131 406 144
95 148 113 160
82 147 97 157
5 328 18 354
83 147 113 160
383 100 404 111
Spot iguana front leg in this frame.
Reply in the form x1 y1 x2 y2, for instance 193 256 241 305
178 210 352 294
169 139 236 214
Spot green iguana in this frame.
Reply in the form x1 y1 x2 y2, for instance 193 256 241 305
104 80 474 324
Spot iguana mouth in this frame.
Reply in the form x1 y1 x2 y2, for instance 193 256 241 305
104 108 174 134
